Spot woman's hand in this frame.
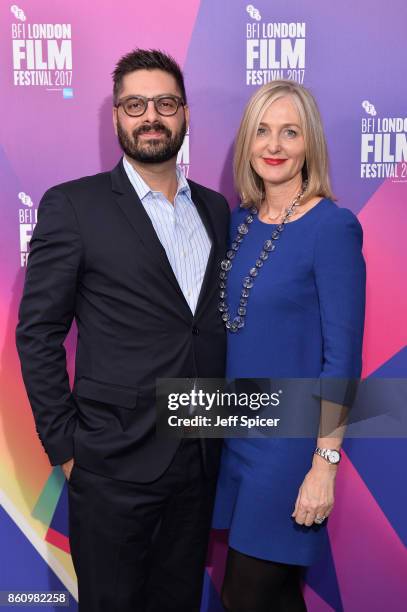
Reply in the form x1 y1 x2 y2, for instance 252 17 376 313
291 456 337 526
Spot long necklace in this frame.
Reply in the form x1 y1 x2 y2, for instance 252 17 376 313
219 185 307 333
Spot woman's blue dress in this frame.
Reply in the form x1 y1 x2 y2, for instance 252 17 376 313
212 198 366 566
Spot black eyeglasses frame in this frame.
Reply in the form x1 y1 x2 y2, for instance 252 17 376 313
114 94 185 117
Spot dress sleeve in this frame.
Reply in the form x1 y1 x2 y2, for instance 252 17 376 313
313 207 366 405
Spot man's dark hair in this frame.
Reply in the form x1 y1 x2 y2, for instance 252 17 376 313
112 48 187 105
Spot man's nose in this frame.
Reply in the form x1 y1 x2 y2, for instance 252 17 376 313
143 99 160 122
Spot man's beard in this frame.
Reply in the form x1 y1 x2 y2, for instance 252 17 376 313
117 117 187 164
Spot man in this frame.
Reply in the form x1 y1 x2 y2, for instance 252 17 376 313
16 48 229 611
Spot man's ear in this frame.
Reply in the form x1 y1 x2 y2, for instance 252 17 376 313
112 106 118 136
184 104 190 131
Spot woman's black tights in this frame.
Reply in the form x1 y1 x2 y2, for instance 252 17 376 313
221 547 307 612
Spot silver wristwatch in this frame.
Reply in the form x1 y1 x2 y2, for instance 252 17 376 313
314 447 341 465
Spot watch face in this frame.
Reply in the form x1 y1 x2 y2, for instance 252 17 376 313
329 450 340 464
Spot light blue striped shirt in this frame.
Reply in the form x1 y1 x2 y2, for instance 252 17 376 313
123 156 211 314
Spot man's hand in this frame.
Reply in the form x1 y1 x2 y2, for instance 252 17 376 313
61 458 74 481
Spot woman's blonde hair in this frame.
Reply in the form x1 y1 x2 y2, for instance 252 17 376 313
234 80 336 208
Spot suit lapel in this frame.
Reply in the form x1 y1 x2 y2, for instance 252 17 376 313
189 181 219 318
110 161 192 318
110 161 221 322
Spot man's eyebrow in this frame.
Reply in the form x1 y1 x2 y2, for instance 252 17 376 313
121 93 180 98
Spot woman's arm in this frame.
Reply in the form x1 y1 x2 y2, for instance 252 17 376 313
292 207 366 526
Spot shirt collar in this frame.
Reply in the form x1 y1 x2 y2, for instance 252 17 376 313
123 156 191 202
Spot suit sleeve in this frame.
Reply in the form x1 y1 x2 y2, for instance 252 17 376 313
16 187 83 465
313 208 366 406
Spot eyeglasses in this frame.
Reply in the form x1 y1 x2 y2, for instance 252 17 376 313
115 95 185 117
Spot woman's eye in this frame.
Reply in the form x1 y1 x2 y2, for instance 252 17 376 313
257 127 267 135
284 129 297 138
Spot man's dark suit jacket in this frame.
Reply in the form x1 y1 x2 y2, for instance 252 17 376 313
16 160 230 482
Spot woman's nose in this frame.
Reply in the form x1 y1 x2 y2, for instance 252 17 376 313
266 135 282 154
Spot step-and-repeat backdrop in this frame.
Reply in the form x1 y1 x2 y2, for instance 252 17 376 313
1 1 406 610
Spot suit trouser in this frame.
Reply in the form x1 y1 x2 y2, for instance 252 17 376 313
68 439 217 612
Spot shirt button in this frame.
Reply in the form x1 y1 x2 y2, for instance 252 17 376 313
192 326 199 336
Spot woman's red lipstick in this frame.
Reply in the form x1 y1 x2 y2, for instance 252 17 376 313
263 158 287 165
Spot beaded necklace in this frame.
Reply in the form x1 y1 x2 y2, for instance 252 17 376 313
219 185 307 333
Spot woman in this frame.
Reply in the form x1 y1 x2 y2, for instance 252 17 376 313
213 80 366 611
